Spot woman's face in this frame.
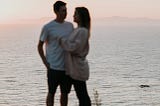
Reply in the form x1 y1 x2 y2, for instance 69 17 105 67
73 10 80 23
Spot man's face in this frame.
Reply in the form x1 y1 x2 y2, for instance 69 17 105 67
57 5 67 20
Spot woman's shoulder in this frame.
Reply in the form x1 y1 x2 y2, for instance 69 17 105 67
75 27 88 34
77 27 88 31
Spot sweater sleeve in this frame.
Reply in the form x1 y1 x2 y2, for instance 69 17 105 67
60 28 88 52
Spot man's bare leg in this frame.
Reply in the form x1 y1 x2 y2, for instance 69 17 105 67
46 93 54 106
60 93 68 106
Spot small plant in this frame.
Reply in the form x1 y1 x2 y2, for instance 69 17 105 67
93 89 102 106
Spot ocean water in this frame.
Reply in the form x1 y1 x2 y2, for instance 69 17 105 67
0 20 160 106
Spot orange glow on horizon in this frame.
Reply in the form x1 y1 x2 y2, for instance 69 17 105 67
1 0 160 24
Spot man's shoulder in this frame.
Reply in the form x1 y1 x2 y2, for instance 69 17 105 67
42 20 73 30
64 21 73 25
42 20 56 30
64 21 74 30
64 21 72 24
44 20 55 26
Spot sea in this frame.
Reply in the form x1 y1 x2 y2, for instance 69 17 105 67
0 18 160 106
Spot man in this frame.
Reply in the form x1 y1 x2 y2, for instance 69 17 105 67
37 1 73 106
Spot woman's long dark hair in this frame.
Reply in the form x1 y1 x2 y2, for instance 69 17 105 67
76 7 91 36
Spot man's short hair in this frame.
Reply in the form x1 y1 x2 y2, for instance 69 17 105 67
54 1 66 12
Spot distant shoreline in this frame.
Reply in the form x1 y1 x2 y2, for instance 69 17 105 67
1 16 160 25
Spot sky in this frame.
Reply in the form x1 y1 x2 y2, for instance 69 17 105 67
0 0 160 24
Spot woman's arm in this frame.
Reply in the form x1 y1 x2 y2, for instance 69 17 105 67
59 28 88 52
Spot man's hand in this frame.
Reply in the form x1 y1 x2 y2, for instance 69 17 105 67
45 62 50 70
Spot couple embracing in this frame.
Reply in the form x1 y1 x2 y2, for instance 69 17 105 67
38 1 91 106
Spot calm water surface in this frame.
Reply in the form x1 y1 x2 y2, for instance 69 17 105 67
0 21 160 106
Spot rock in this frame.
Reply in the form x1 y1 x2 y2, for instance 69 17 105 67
139 85 150 88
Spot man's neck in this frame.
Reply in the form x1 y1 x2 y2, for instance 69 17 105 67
55 18 64 23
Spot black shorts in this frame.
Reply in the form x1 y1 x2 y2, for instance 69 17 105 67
47 69 72 94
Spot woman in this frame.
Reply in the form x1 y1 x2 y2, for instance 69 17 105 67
58 7 91 106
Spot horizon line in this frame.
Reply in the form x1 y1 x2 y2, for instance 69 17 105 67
1 16 160 25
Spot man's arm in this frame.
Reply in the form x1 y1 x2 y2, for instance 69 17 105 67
37 40 50 70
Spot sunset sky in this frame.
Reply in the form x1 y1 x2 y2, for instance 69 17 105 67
1 0 160 24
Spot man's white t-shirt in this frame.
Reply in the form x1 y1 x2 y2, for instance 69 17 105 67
40 20 73 70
